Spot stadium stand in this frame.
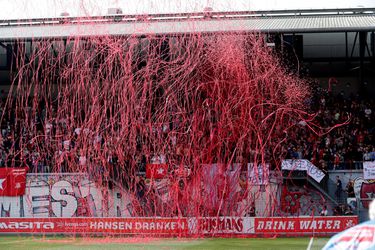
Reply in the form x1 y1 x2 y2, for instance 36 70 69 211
0 7 373 239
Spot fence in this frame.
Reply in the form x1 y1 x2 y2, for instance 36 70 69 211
326 161 365 170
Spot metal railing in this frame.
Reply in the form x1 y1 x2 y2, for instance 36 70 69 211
326 161 366 170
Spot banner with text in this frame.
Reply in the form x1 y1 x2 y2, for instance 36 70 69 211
363 162 375 180
0 167 28 196
282 160 325 183
254 216 358 235
0 217 188 234
0 216 357 236
194 217 254 235
248 163 269 185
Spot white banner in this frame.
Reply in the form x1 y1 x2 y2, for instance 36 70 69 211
0 173 133 218
281 160 325 183
248 163 269 185
363 162 375 180
201 164 241 215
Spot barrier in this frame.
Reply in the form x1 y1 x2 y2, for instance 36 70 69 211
0 216 358 236
0 217 188 235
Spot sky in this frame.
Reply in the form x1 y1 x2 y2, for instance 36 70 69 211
0 0 374 20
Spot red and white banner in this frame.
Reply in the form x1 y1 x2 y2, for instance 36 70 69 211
146 164 168 179
0 167 28 196
254 216 358 235
280 186 306 214
0 216 358 236
354 178 375 209
0 218 188 235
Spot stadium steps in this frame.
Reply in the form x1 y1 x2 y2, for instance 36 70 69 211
307 176 339 207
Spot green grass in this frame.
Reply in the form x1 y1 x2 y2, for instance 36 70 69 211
0 236 329 250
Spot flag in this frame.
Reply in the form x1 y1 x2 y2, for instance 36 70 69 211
146 164 168 179
0 167 28 196
323 220 373 250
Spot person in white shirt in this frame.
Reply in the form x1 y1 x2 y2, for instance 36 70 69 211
320 205 328 216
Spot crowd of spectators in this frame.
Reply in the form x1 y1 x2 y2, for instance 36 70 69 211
285 83 375 170
0 100 114 176
319 203 353 216
0 81 373 173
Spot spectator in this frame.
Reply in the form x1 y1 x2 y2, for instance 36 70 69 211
320 205 328 216
344 205 353 215
335 176 342 201
246 202 256 217
363 146 373 161
345 179 355 198
332 205 343 216
333 152 341 170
